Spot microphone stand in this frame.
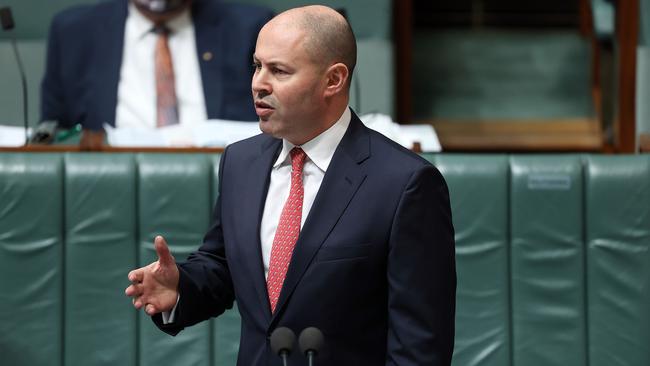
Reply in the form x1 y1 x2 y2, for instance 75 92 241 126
306 350 316 366
280 351 289 366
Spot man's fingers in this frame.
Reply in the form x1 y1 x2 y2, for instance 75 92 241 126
125 283 143 297
154 235 175 267
145 303 158 315
125 285 134 297
127 236 178 314
128 269 143 283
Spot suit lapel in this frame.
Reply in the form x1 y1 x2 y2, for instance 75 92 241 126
239 137 282 320
271 112 370 322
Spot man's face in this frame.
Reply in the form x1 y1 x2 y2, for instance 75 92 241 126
132 0 191 23
252 23 327 145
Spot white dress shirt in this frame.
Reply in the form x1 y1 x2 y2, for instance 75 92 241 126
116 4 207 128
162 108 352 324
260 107 351 278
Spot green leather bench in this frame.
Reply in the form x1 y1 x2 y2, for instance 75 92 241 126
1 153 648 366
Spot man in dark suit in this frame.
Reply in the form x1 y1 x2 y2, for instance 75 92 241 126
41 0 273 132
125 5 456 365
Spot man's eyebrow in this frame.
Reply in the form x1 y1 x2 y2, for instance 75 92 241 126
252 57 290 69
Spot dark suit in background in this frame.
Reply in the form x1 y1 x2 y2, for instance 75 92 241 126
40 0 273 130
156 111 457 365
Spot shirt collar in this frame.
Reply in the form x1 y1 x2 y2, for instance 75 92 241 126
127 2 192 40
273 107 352 172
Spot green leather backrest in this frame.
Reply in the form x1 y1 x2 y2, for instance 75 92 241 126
0 153 63 366
586 156 650 366
431 154 511 366
209 154 244 366
64 154 137 366
1 153 649 366
510 156 587 366
137 154 214 366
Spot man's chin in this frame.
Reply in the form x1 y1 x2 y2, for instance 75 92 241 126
258 119 274 135
259 121 286 140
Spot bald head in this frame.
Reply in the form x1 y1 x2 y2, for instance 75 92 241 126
266 5 357 84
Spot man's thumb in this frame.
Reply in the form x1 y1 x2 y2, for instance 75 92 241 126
154 236 174 266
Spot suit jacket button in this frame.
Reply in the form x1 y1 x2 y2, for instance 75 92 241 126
202 52 213 61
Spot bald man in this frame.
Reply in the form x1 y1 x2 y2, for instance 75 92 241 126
125 6 456 365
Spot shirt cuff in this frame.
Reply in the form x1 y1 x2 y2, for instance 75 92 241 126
161 294 180 324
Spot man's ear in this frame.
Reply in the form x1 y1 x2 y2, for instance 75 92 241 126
323 63 349 98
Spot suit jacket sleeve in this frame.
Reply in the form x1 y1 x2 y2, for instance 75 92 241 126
153 147 236 335
386 164 456 365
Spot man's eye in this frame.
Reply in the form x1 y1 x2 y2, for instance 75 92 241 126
252 63 261 70
273 68 287 75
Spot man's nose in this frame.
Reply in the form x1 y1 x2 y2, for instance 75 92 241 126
252 69 271 95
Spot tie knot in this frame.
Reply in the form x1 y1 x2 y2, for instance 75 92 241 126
290 147 307 172
152 24 171 35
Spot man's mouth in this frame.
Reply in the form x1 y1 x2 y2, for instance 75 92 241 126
255 100 275 118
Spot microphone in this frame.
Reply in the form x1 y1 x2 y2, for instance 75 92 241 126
298 327 324 366
1 7 29 145
270 327 296 366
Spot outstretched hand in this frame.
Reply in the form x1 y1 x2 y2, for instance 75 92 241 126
125 235 180 315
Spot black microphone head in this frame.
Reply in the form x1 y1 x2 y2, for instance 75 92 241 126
270 327 296 356
0 7 15 31
298 327 325 356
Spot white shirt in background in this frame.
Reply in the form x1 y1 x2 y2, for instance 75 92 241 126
116 4 207 129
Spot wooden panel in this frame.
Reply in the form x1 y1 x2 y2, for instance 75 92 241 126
394 0 412 124
614 0 639 152
429 118 603 151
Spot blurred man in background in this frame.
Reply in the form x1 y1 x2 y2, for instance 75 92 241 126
40 0 272 146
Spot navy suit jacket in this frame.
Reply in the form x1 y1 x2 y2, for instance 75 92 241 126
40 0 273 130
156 111 456 365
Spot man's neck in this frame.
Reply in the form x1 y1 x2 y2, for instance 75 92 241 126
294 98 349 145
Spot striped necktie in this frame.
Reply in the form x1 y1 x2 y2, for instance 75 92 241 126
267 147 308 313
153 25 179 127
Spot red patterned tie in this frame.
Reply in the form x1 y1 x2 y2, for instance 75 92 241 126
267 147 307 313
154 25 179 127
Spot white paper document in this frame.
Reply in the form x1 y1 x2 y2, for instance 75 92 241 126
359 113 441 152
105 119 261 147
0 126 31 147
104 114 441 152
